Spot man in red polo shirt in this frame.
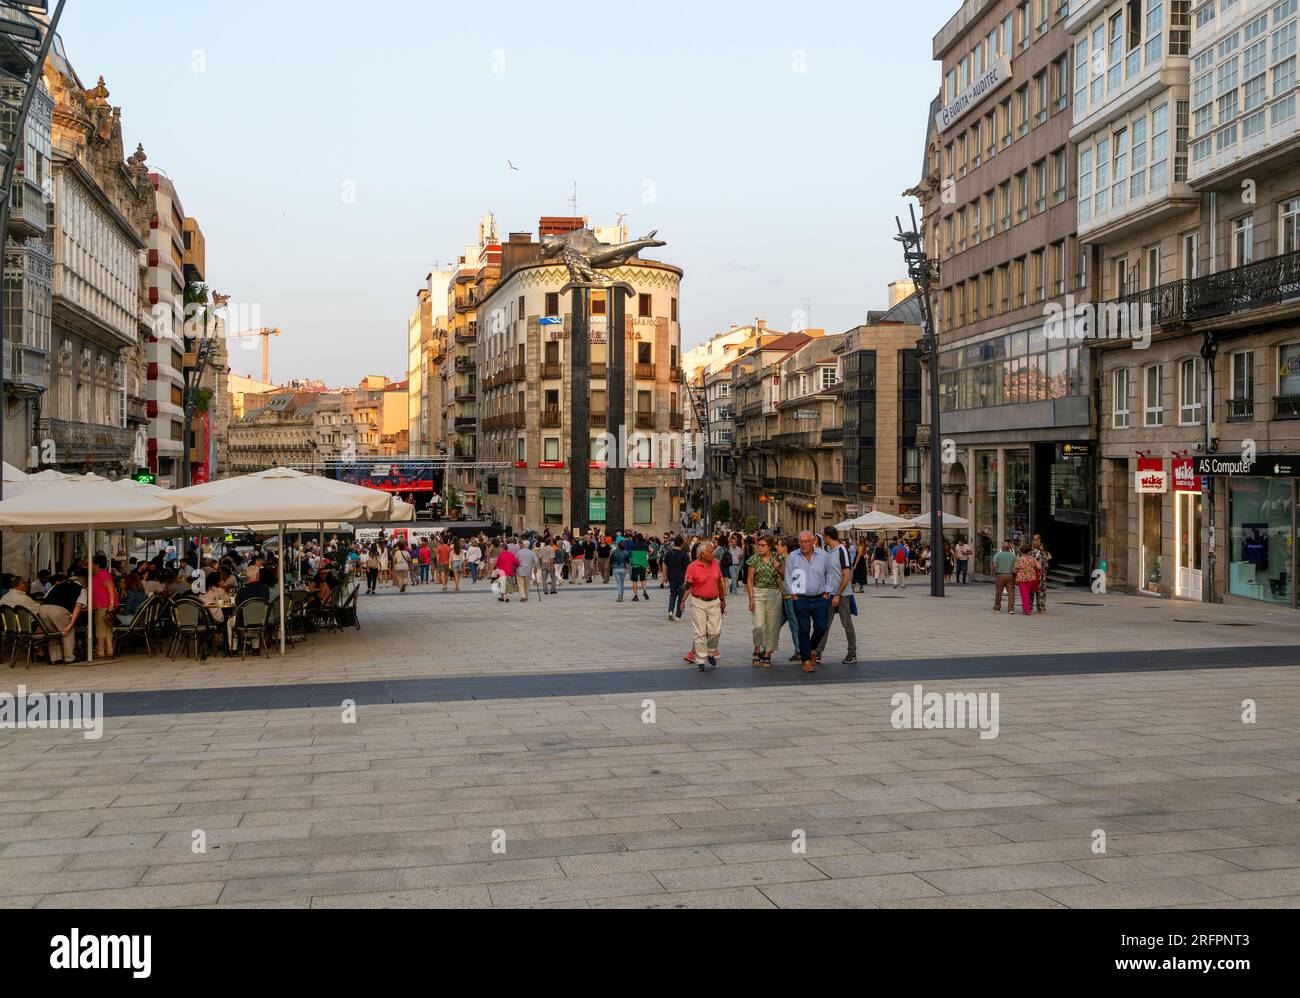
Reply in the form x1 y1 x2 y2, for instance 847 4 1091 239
682 541 726 670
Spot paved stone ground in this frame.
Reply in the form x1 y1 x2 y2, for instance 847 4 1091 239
11 576 1300 693
2 580 1299 908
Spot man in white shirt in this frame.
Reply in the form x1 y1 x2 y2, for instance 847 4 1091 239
815 526 858 665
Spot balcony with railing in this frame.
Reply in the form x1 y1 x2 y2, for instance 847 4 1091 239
454 384 477 402
453 415 477 430
1275 395 1300 420
1227 397 1254 421
453 293 479 313
1098 249 1300 338
669 412 683 430
635 362 656 380
635 411 655 429
454 356 474 372
821 481 844 497
821 426 844 444
590 408 606 427
541 405 561 427
542 361 562 380
454 323 477 344
777 475 815 495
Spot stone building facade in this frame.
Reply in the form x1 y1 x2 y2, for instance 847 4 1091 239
40 56 153 478
476 242 685 533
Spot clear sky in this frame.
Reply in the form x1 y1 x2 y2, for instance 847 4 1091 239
59 0 951 386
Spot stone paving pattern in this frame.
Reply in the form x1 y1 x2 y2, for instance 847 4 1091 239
2 579 1299 908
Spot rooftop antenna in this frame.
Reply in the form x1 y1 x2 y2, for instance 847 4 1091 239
615 211 628 240
801 298 813 332
568 181 579 220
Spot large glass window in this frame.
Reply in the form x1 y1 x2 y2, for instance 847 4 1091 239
1229 479 1294 605
1005 450 1031 548
975 451 998 575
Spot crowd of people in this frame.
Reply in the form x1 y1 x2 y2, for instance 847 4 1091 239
0 543 289 662
0 523 1049 668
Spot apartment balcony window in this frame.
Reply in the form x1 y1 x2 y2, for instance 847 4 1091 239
541 405 561 427
635 411 654 429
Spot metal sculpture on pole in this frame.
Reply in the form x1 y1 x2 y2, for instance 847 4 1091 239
543 227 666 534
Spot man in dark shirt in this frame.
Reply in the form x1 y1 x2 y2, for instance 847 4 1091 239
39 574 85 663
237 568 274 607
662 537 691 621
596 539 612 584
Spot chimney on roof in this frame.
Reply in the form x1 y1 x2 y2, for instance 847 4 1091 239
756 319 767 330
888 280 917 307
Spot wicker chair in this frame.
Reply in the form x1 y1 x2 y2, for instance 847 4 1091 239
8 605 55 669
169 600 216 661
114 595 160 656
307 586 343 633
233 598 271 658
334 583 362 631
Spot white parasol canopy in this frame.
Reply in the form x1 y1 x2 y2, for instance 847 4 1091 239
847 510 915 531
909 511 971 529
0 475 179 663
178 473 385 654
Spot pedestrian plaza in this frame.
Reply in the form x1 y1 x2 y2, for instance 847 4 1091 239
2 579 1299 908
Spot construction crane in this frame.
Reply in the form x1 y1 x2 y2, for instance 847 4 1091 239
228 327 281 384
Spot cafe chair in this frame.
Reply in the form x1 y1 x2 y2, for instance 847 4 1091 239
9 605 55 669
169 601 215 662
114 595 161 657
308 587 343 633
233 598 271 659
334 584 362 631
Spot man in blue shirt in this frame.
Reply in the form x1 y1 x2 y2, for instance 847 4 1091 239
784 530 838 673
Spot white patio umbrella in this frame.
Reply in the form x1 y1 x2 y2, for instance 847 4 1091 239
0 477 178 662
832 519 858 532
909 511 971 530
848 510 915 532
179 477 374 655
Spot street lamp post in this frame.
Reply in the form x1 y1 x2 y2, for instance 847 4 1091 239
896 204 944 598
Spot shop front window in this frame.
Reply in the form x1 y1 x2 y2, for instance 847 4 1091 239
1005 449 1031 547
976 451 998 575
1141 493 1163 594
1229 479 1294 605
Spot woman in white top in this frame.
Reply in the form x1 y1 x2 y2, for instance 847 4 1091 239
378 544 390 587
465 542 482 583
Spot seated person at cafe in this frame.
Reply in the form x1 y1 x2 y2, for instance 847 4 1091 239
30 569 52 598
35 573 85 665
0 575 43 615
119 572 147 621
307 569 333 609
237 568 273 606
163 569 192 598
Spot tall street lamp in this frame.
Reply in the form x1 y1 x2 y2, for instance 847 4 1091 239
896 203 944 598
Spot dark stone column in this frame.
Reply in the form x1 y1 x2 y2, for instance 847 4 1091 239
606 285 630 537
569 286 590 531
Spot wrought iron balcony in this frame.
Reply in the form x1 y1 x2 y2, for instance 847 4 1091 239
454 356 474 372
821 427 844 443
454 415 477 430
1274 395 1300 420
1227 397 1254 420
821 481 844 496
1100 249 1300 336
635 411 655 429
